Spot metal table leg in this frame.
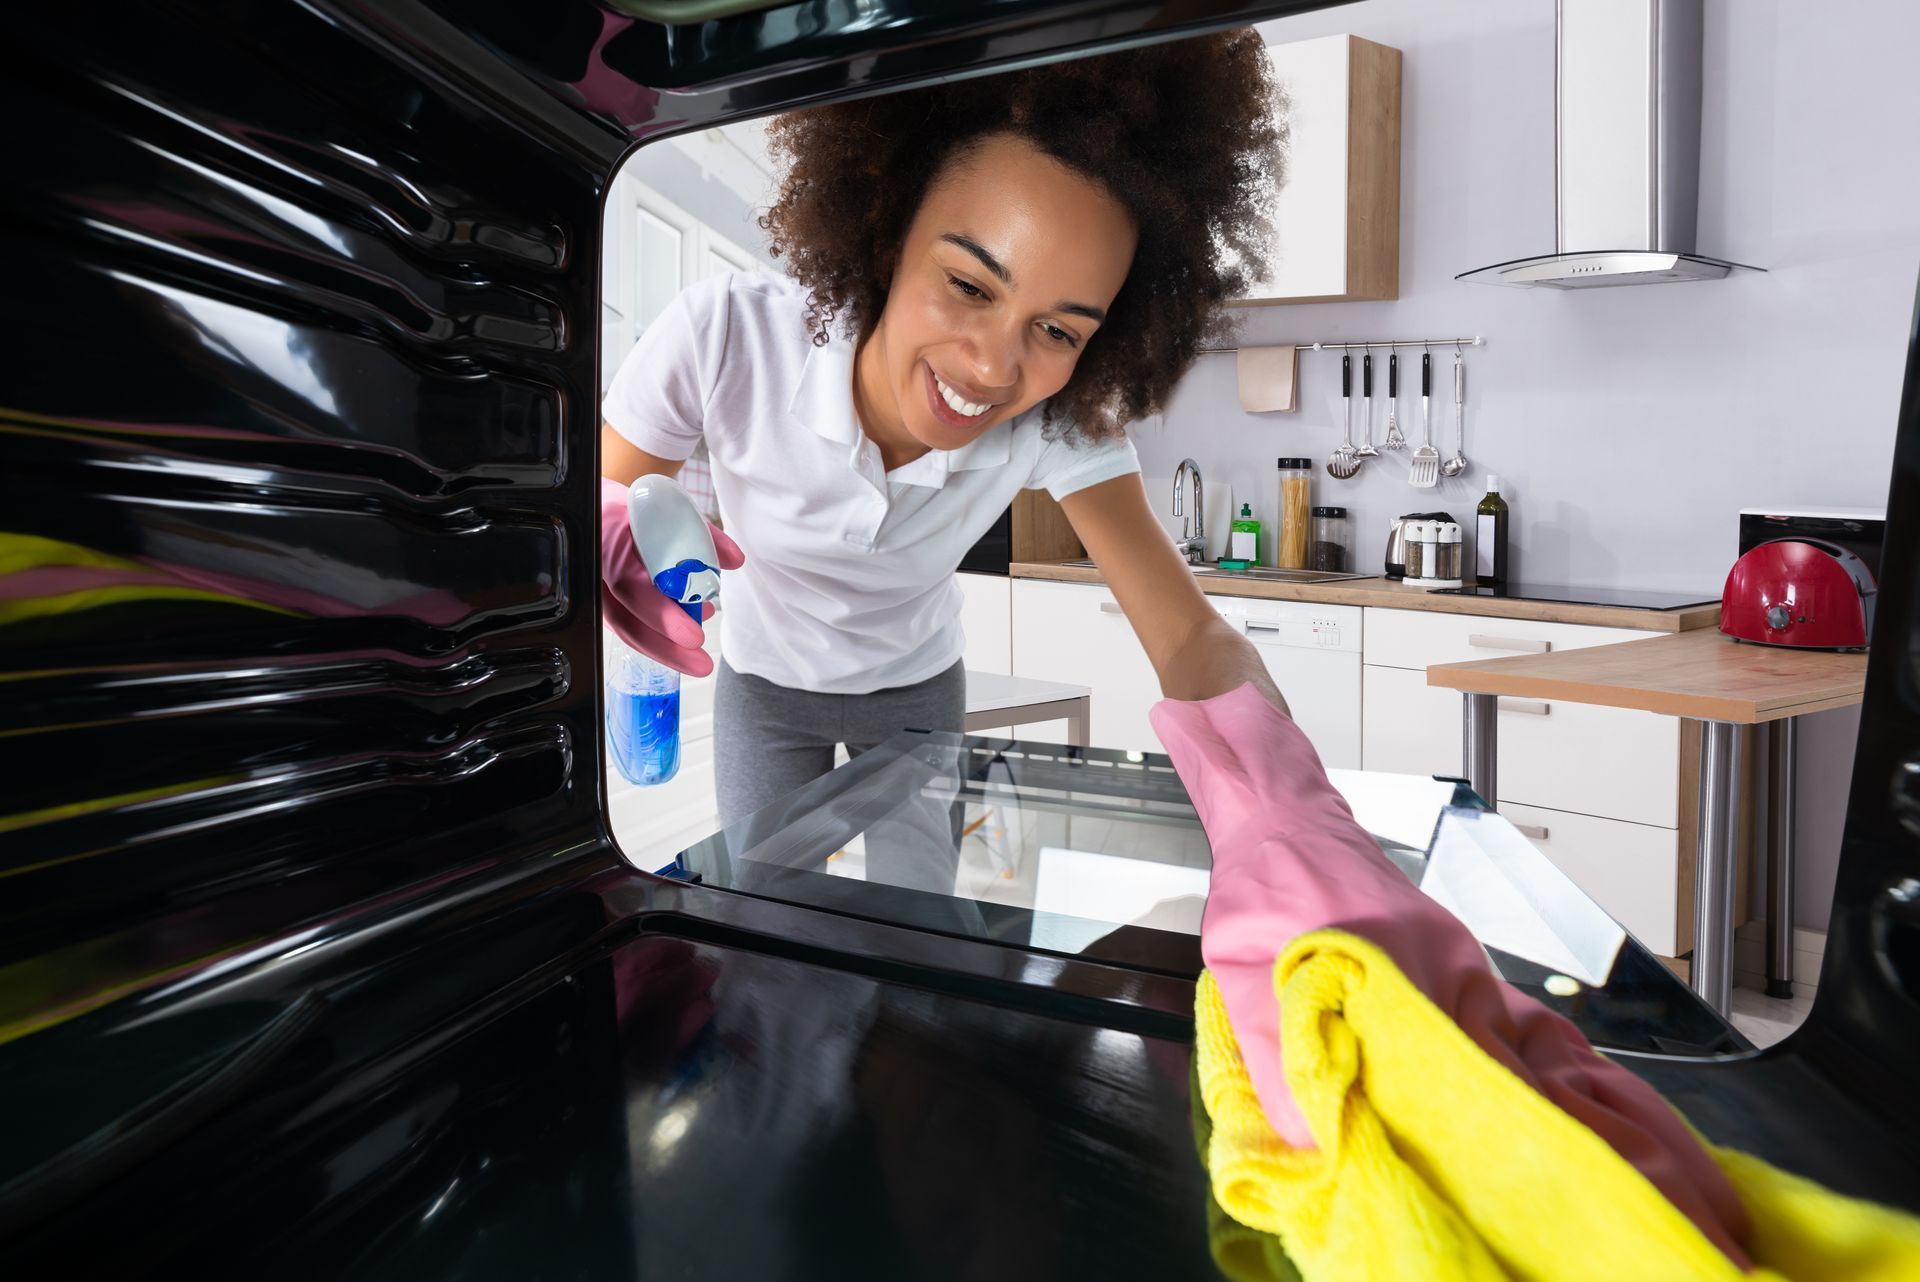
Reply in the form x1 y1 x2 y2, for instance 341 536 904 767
1066 696 1091 748
1463 692 1498 807
1692 720 1744 1015
1766 717 1798 999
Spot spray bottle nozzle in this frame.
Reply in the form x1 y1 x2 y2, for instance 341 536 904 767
653 558 721 621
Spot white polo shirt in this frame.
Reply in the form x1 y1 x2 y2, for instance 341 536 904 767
604 272 1140 694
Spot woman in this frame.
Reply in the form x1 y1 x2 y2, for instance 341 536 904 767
601 30 1287 826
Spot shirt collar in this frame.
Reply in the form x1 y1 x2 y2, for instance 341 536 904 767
788 332 1018 485
790 334 861 447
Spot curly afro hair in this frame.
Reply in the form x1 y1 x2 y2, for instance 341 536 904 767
759 28 1286 442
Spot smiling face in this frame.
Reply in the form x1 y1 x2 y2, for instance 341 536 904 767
851 132 1139 465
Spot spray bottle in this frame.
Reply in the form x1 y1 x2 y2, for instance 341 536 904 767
606 475 722 786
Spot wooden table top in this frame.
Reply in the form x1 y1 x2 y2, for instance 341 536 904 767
1426 626 1868 723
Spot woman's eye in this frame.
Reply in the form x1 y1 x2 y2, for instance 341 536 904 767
947 275 985 299
1041 323 1079 349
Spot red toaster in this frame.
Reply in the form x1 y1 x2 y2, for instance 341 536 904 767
1720 538 1876 650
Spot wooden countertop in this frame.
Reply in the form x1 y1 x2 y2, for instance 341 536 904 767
1009 561 1722 632
1426 627 1868 723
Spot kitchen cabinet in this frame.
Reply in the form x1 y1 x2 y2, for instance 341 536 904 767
1498 802 1682 958
1012 579 1168 753
1362 606 1697 956
1233 33 1401 305
1011 579 1363 765
1363 608 1650 671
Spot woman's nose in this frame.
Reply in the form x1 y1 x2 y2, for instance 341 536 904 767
961 320 1022 394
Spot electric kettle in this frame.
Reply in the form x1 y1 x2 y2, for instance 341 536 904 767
1384 511 1455 579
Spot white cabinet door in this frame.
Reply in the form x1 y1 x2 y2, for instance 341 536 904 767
1362 663 1463 778
1012 579 1163 753
957 573 1011 675
1251 35 1351 300
1232 35 1399 304
1499 802 1681 957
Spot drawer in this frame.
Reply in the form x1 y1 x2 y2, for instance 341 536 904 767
1362 607 1650 671
1499 802 1680 957
1495 695 1679 828
1362 665 1680 827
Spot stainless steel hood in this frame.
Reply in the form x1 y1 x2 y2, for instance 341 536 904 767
1458 0 1761 289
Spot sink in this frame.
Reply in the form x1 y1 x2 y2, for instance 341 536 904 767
1057 559 1372 585
1194 565 1375 585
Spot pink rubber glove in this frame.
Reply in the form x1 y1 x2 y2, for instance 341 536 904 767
1151 682 1750 1265
600 476 744 677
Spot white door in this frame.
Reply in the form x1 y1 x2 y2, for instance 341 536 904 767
600 176 766 393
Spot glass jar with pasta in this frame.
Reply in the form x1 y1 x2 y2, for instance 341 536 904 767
1276 457 1312 569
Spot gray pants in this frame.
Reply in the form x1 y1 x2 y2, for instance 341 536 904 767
712 656 971 913
713 656 967 827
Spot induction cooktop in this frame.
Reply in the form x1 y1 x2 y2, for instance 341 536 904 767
1431 582 1719 611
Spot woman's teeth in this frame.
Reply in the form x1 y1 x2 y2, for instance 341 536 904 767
934 372 991 418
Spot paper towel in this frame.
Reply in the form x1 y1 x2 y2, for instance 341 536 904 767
1236 345 1298 413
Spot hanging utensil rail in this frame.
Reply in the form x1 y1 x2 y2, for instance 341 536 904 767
1196 336 1486 354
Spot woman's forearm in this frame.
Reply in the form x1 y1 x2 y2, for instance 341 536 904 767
1155 614 1289 716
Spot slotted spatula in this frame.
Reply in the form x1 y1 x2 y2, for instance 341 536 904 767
1408 350 1440 487
1383 353 1408 452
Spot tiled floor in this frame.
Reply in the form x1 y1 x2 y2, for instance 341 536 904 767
1728 984 1816 1048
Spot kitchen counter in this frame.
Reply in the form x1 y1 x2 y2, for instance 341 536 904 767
1011 560 1721 632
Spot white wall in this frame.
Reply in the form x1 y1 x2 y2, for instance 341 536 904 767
1130 0 1917 929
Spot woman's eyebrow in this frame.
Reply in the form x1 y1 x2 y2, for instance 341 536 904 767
941 233 1013 286
941 232 1106 323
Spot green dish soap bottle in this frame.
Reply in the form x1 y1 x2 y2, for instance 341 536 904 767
1228 502 1263 568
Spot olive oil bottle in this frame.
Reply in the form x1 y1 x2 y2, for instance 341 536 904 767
1475 476 1509 585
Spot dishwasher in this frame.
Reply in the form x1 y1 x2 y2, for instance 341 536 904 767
1218 598 1364 769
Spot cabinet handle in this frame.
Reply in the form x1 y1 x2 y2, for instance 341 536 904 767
1246 622 1282 633
1099 601 1125 616
1468 634 1550 654
1497 698 1551 716
1513 822 1550 841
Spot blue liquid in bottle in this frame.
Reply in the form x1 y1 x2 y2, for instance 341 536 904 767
606 641 683 785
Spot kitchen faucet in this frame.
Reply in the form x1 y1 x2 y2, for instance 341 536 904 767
1172 458 1205 564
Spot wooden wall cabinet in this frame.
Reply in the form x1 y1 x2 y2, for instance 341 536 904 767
1234 33 1401 306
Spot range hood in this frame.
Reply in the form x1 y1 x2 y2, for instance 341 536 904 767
1458 0 1761 289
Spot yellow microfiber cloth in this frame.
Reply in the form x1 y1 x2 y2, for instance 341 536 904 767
1193 929 1920 1282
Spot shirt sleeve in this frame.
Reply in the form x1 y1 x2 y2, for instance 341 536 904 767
602 276 733 462
1026 423 1141 501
